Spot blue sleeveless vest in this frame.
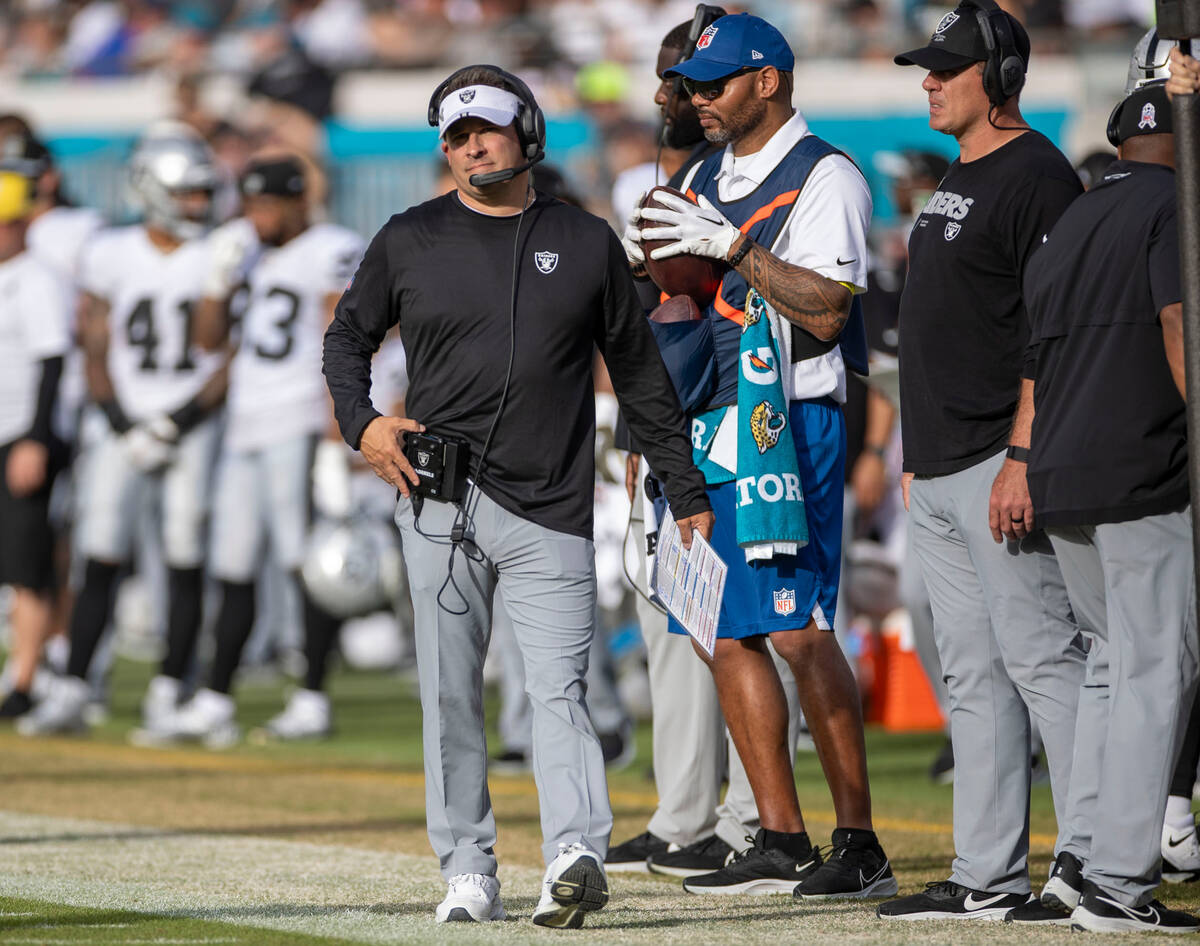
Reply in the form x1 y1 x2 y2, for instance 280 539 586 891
684 133 869 409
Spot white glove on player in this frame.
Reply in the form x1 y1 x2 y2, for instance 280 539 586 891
204 219 259 299
121 415 179 473
312 438 353 520
637 192 740 262
621 202 646 268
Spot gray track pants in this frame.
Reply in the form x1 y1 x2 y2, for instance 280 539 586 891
909 449 1087 893
632 462 801 851
395 489 612 876
1049 510 1199 906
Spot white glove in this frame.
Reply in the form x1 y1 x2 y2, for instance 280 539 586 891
621 201 646 268
204 219 259 299
312 438 353 519
121 415 179 473
638 192 740 262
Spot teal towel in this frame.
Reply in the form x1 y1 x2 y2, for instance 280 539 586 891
734 290 808 552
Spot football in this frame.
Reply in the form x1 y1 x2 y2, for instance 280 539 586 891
648 295 702 323
639 186 727 309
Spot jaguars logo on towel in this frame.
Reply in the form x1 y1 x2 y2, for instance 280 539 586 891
743 288 766 331
750 400 786 454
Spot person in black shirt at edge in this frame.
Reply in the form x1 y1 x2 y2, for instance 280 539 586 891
1016 46 1200 932
878 0 1090 922
322 65 712 930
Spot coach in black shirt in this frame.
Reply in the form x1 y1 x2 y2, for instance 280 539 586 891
1022 75 1199 932
323 65 711 929
879 0 1088 921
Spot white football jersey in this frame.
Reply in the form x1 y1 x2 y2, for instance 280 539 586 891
80 226 222 422
0 251 71 444
226 222 364 451
28 205 105 284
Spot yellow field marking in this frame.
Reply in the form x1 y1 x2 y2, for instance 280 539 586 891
0 732 1058 848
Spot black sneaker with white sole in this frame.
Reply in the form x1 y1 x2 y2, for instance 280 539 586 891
1004 898 1070 925
604 830 669 873
876 880 1029 920
793 828 898 900
647 835 735 878
1040 850 1083 910
1072 882 1200 934
682 830 821 895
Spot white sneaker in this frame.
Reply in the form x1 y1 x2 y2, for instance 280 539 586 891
532 842 609 929
1163 819 1200 883
249 689 332 743
435 873 505 922
153 688 240 748
140 675 182 731
16 676 90 736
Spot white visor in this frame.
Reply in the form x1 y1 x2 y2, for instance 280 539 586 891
438 85 522 138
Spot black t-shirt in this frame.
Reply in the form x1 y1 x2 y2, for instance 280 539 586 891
1024 160 1185 527
898 132 1082 475
324 191 709 539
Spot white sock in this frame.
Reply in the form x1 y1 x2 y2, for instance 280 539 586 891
1165 795 1194 833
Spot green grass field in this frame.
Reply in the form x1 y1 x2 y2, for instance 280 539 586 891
1 656 1196 944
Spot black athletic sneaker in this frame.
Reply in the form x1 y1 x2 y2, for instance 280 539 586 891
929 738 954 784
682 830 821 895
605 830 669 873
1072 882 1200 934
0 690 32 719
876 880 1029 920
1004 898 1070 925
648 835 736 878
793 829 898 900
1041 850 1083 910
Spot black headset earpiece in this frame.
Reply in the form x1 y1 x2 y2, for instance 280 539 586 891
427 64 546 163
962 0 1026 107
1106 99 1124 148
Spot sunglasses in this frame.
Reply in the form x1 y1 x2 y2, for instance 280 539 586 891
681 67 764 101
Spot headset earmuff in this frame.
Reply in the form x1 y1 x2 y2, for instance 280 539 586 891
1106 99 1124 148
963 0 1026 107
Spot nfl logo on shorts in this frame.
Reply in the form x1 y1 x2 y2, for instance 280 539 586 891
773 588 796 616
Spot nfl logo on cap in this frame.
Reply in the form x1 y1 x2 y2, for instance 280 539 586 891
1139 101 1157 129
697 24 718 49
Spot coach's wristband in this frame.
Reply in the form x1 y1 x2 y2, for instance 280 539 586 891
727 235 753 269
1006 444 1030 463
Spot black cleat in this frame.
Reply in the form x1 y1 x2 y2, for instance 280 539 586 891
648 835 736 878
682 829 820 895
1040 850 1083 910
1072 882 1200 934
1004 898 1070 925
793 829 898 900
605 830 669 873
876 880 1028 920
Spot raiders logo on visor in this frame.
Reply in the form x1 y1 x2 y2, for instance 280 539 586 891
459 89 476 103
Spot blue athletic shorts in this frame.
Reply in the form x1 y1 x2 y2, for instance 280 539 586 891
668 399 845 640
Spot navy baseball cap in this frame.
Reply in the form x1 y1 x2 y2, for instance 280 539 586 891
664 13 795 82
895 4 1029 72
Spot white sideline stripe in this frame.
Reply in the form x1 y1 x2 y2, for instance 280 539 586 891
0 810 551 944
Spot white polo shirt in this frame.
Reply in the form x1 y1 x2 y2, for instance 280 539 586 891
681 111 873 403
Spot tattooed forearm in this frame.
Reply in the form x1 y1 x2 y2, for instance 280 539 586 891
730 235 851 341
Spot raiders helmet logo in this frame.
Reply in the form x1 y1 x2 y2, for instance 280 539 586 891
534 251 558 274
1139 102 1157 129
935 11 959 33
459 89 476 103
750 400 787 454
945 221 962 241
697 25 718 49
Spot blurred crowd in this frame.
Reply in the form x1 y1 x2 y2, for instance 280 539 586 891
0 0 1161 89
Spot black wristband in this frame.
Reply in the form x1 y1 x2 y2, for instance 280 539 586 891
1006 444 1030 463
728 236 753 269
169 398 207 435
99 398 132 434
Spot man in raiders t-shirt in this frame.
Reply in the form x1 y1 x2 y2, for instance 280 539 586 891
323 65 711 929
1022 69 1198 932
879 2 1088 922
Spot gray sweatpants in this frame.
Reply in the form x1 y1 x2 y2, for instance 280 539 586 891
632 463 801 851
395 489 612 876
909 449 1087 893
1048 510 1200 906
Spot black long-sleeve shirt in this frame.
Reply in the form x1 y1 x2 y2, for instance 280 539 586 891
323 191 709 539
